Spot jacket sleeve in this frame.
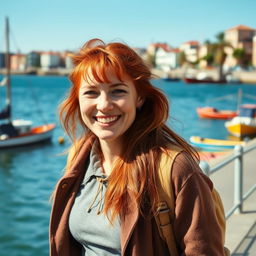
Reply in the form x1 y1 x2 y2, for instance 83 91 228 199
171 152 225 256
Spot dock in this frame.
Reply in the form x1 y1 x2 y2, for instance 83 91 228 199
205 138 256 255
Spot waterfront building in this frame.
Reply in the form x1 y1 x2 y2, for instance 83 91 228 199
27 51 41 68
40 52 60 70
155 47 180 71
63 51 74 69
147 43 171 56
10 54 26 71
252 35 256 67
0 53 5 68
179 41 200 63
224 25 256 68
146 43 172 67
198 44 209 68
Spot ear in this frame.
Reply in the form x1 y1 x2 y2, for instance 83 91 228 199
136 97 144 108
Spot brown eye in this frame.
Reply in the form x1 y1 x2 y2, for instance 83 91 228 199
84 90 98 96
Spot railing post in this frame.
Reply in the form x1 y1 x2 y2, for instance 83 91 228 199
199 161 210 176
234 145 243 214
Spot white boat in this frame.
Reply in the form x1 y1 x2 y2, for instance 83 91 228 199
0 17 55 148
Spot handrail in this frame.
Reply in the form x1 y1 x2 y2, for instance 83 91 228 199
199 142 256 219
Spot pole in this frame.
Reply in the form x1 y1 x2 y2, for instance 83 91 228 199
234 145 243 214
5 16 12 122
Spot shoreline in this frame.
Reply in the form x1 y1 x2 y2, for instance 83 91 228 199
1 68 256 84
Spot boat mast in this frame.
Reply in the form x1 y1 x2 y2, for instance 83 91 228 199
237 88 242 112
5 16 12 123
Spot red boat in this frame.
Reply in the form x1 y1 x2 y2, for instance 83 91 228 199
183 77 226 84
197 107 237 120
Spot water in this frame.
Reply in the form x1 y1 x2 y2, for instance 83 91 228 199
0 75 256 255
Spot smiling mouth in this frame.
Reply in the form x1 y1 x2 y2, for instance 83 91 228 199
94 115 121 124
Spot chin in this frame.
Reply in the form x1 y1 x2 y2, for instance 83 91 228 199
96 133 118 141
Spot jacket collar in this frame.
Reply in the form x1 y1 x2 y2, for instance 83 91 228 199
66 136 95 177
66 136 140 254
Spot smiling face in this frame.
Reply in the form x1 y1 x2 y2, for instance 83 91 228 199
78 70 143 148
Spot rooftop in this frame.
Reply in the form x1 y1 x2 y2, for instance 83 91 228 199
226 25 256 31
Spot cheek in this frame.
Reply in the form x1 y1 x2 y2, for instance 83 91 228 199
79 100 91 118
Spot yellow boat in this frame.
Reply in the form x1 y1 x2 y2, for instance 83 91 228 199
225 122 256 137
225 104 256 137
189 136 245 150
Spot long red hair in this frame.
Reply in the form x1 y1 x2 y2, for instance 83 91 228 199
59 39 198 221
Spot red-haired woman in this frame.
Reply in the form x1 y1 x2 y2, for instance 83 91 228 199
49 39 225 255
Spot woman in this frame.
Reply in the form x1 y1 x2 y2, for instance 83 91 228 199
50 39 225 255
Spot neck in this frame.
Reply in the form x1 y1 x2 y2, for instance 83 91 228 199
98 139 122 176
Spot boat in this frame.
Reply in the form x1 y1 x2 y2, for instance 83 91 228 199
196 89 248 120
189 136 245 151
163 77 180 82
161 73 180 82
0 17 55 148
225 104 256 137
183 72 226 84
183 77 226 84
197 107 237 119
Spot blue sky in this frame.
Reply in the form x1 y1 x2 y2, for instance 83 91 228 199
1 0 256 53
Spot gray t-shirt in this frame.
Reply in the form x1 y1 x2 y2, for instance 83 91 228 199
69 144 121 256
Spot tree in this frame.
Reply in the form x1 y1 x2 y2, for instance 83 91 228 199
178 51 187 67
201 40 216 67
233 48 246 67
212 32 232 81
202 53 214 66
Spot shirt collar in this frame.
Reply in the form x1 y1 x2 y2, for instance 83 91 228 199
82 141 107 185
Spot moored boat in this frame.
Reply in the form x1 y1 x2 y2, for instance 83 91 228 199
183 77 226 84
0 17 55 148
197 107 237 119
189 136 245 150
225 104 256 137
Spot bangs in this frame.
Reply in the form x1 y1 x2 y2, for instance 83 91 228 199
75 48 127 86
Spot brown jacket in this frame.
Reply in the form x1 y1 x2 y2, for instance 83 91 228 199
49 139 225 256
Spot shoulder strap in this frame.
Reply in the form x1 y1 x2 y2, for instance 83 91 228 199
155 145 181 256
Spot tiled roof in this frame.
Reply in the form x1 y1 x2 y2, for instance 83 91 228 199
182 40 199 45
151 43 172 51
169 48 180 53
226 25 256 31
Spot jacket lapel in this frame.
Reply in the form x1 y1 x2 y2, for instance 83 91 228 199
120 191 139 255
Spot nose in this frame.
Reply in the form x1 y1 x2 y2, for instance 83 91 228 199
96 94 114 112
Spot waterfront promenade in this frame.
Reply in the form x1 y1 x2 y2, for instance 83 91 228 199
207 138 256 255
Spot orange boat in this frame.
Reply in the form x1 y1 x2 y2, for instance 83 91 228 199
197 107 237 120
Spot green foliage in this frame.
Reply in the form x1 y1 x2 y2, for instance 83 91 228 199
233 48 245 60
146 53 156 68
215 32 225 42
202 53 214 65
178 51 187 66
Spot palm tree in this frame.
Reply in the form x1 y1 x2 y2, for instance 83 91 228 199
212 32 232 81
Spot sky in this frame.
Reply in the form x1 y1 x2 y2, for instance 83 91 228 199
1 0 256 53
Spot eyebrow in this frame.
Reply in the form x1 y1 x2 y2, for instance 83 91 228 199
110 83 128 87
81 82 128 89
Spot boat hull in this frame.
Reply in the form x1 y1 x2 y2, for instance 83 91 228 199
0 124 55 148
225 123 256 137
189 136 244 150
183 78 226 84
197 107 237 119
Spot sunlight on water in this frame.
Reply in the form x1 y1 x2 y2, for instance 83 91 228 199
0 75 256 255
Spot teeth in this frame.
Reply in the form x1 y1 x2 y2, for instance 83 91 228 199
96 116 119 123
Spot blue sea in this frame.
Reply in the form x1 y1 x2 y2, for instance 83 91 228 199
0 75 256 255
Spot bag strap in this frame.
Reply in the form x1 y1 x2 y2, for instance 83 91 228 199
155 146 181 256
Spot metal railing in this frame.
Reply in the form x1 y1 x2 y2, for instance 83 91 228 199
199 143 256 219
